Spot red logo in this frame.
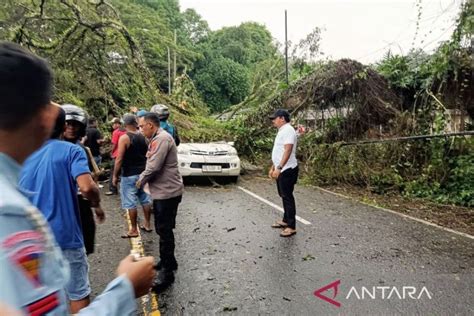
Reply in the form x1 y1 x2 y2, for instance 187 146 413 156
314 280 341 307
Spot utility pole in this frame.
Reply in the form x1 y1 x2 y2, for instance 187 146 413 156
173 29 177 83
285 10 289 85
167 46 171 95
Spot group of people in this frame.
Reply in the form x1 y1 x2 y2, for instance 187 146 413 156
0 40 300 314
107 105 184 291
0 42 181 314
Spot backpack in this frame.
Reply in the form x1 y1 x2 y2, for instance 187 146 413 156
161 121 181 146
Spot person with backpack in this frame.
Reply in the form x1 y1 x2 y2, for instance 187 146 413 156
150 104 180 146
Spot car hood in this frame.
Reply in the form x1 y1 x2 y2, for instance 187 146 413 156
178 143 234 151
178 142 237 155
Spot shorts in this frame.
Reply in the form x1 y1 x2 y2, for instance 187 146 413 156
62 247 91 300
120 174 152 209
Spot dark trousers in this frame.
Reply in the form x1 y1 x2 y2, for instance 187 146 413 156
276 166 299 229
153 195 182 272
109 158 117 193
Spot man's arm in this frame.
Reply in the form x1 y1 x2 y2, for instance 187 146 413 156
271 144 293 179
112 135 130 186
279 144 294 169
96 130 105 145
77 174 100 206
77 256 155 315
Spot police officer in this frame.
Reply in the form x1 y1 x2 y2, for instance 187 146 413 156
0 42 155 315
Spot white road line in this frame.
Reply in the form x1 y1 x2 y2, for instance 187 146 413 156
315 186 474 241
237 186 312 225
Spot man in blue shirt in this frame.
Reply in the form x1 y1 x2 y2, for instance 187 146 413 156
0 42 155 315
19 107 104 313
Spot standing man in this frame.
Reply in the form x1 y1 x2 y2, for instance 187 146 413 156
0 41 154 315
268 109 299 237
106 117 126 195
83 117 104 166
61 104 100 255
112 114 152 238
19 107 104 313
137 113 184 293
150 104 180 146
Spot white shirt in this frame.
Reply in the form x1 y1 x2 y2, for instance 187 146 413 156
271 123 298 172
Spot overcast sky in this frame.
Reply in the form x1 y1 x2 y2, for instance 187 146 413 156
180 0 463 63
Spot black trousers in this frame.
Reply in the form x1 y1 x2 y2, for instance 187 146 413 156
153 195 182 272
276 166 299 229
109 158 117 193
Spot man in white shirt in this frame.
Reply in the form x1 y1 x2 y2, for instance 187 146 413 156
268 109 299 237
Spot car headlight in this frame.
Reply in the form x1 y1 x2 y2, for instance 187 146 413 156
228 149 238 156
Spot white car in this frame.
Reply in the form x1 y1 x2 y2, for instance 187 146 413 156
177 142 241 181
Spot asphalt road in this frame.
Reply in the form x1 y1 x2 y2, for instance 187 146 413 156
89 177 474 315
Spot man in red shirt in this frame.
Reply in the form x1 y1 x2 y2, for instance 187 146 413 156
106 118 127 195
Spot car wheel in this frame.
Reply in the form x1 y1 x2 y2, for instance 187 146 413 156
229 176 239 183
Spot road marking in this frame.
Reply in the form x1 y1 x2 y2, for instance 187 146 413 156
237 186 312 225
124 210 161 315
315 186 474 240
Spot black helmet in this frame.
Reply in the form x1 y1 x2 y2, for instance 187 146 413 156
62 104 88 125
150 104 170 120
61 104 88 137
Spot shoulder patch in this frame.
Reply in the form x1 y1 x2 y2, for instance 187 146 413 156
2 230 45 288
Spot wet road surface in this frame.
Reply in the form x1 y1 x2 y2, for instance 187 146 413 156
90 177 474 315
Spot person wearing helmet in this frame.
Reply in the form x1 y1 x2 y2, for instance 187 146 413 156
20 106 104 312
62 103 88 143
150 104 180 146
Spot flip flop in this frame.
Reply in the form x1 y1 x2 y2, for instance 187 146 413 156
271 221 288 228
280 228 297 237
121 233 139 238
139 225 153 233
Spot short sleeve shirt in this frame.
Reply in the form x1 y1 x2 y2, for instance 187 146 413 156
271 123 298 172
111 128 127 158
19 140 90 249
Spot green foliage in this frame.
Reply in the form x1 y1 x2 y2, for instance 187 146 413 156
298 133 474 207
190 22 279 112
194 56 251 112
181 8 210 45
207 22 277 67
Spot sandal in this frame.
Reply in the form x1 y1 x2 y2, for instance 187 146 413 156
139 225 153 233
280 228 296 237
271 221 288 228
121 233 139 238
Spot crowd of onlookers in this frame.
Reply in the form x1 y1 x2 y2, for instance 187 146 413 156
0 41 183 315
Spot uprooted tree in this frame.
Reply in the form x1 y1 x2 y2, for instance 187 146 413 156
0 0 162 121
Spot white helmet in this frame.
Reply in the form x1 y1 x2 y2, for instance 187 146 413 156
150 104 170 120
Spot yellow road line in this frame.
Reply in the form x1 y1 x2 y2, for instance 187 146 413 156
125 210 161 316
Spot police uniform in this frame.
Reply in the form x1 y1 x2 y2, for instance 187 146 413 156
0 153 137 315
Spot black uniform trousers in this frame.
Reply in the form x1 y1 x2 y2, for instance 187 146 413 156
153 195 182 272
276 166 299 229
